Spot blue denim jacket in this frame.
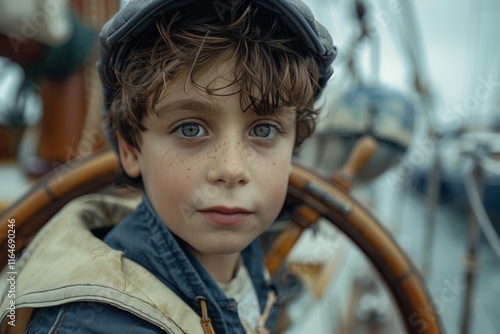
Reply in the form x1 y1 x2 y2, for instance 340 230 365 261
26 196 278 333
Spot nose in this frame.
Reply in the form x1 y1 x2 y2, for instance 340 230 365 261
207 139 250 188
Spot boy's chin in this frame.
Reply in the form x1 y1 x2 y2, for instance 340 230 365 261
192 238 254 256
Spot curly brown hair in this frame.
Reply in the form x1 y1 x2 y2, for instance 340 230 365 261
106 0 321 187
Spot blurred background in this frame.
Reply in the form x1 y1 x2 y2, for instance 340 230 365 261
0 0 499 333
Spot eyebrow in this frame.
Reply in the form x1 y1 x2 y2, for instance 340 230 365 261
155 97 296 118
155 98 219 117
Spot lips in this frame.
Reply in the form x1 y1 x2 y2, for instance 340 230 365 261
199 206 253 225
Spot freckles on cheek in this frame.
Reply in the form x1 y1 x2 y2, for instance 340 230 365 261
157 158 199 196
160 160 193 186
148 150 184 186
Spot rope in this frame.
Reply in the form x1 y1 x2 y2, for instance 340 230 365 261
256 290 277 334
464 170 500 263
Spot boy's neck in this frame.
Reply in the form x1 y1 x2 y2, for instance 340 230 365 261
190 249 241 283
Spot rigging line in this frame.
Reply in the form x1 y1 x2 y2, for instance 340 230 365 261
466 0 486 96
370 29 380 83
464 168 500 263
495 4 500 82
395 1 426 80
463 0 500 120
400 2 434 119
482 3 497 77
351 0 367 84
390 0 434 128
338 16 366 83
363 0 380 83
387 2 412 78
393 2 419 74
486 2 500 117
393 0 427 86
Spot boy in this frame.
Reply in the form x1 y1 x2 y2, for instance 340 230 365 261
1 0 336 333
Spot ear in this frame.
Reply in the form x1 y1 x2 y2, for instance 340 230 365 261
116 132 141 178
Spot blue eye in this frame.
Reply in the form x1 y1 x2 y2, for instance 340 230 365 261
175 123 206 137
251 124 277 138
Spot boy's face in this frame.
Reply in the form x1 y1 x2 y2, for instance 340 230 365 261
118 59 296 257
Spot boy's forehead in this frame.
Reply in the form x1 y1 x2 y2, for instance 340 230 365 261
159 56 240 100
152 56 295 116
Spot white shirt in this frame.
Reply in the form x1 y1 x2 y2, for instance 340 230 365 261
217 260 261 331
